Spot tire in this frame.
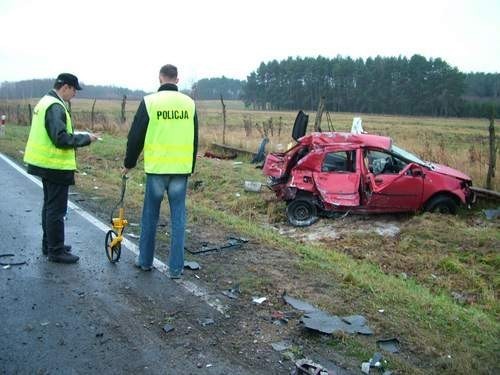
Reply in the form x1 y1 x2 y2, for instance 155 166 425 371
105 230 121 263
286 197 319 227
424 195 458 215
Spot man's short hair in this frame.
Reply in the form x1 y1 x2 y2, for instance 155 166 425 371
159 64 178 79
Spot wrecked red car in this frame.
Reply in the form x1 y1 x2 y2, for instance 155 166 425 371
263 111 475 226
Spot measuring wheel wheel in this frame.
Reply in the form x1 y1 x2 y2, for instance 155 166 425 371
105 230 121 263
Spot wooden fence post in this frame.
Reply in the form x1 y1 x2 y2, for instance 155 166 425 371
16 104 21 125
121 95 127 123
91 98 97 130
314 96 325 132
27 104 32 126
220 94 227 144
486 109 496 189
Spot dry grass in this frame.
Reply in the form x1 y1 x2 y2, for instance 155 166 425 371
1 98 497 188
0 117 499 374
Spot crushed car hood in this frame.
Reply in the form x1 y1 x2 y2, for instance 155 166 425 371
431 163 471 181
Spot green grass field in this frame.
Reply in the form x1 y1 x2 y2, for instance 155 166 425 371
0 100 499 374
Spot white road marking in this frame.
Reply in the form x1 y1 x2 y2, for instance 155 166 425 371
0 153 228 315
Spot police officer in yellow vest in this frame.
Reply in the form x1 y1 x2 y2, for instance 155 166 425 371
24 73 99 264
123 64 198 278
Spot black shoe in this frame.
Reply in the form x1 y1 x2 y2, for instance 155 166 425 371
43 245 72 256
48 250 79 264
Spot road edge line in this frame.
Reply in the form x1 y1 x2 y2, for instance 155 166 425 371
0 153 228 315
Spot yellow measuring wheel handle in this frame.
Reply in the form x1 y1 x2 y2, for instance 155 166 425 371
105 175 129 263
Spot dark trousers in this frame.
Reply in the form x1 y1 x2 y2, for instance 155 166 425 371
41 179 69 253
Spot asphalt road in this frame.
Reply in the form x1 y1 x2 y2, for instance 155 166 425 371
0 154 267 375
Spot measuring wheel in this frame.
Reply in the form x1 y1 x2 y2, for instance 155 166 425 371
105 229 121 263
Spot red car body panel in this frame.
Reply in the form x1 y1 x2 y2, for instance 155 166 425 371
263 132 473 215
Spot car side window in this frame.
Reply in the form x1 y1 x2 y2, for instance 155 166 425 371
322 151 356 172
365 150 407 175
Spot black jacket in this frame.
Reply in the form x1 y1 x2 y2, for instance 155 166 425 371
124 83 198 174
27 90 92 185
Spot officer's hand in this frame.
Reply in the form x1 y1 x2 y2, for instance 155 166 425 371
89 132 102 142
121 167 130 176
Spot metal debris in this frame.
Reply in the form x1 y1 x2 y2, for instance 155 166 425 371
301 311 346 334
342 315 374 335
162 324 174 333
221 284 240 299
292 358 330 375
252 296 267 304
362 352 387 374
187 236 248 254
284 294 373 335
377 338 400 353
0 253 27 266
301 311 373 335
183 261 200 270
283 294 317 313
222 290 239 299
271 340 292 352
243 180 262 192
198 318 215 327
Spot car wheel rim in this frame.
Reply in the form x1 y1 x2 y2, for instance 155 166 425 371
294 204 311 221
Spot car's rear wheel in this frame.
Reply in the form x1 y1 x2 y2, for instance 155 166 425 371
424 195 458 214
286 197 319 227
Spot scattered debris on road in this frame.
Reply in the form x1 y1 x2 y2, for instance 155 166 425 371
377 338 400 353
184 261 200 270
243 180 262 192
221 286 240 299
198 318 215 327
292 358 330 375
162 324 174 333
252 296 267 304
187 237 248 254
0 253 27 266
283 293 373 335
271 340 292 352
361 352 391 374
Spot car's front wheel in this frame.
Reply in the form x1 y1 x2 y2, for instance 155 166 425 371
286 197 319 227
424 195 458 214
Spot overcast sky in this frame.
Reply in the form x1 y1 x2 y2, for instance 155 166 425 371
0 0 498 92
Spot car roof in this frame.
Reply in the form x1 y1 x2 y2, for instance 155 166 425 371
299 132 392 150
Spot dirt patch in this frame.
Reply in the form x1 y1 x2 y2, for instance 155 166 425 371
271 213 404 242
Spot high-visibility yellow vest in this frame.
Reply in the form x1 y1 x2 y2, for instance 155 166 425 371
143 91 195 174
24 95 76 170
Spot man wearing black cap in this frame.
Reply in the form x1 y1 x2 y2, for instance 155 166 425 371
24 73 99 263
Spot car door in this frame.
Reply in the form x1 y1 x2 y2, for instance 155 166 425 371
364 149 423 211
313 150 360 206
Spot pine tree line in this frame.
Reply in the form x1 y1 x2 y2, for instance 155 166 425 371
192 77 244 100
241 55 500 118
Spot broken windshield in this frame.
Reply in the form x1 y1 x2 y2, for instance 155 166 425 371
391 145 430 167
